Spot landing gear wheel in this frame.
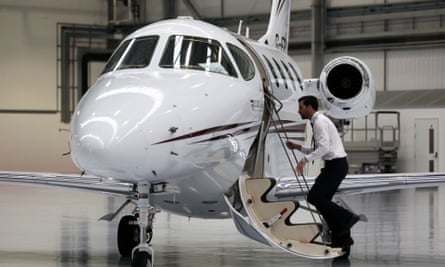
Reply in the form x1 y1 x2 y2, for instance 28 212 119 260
146 225 153 244
118 215 140 257
131 247 153 267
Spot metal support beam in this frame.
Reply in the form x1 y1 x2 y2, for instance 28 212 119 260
164 0 177 19
182 0 202 19
0 110 58 114
108 0 114 23
311 0 325 77
220 0 224 17
76 48 113 99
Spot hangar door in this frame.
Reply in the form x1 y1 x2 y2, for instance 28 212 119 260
415 118 439 172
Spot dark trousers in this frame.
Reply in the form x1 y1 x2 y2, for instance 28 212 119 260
307 157 352 235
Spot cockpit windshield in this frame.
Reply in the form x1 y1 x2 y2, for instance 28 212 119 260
102 36 159 73
159 35 237 77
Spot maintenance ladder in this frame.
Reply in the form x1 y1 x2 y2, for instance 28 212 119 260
342 111 400 174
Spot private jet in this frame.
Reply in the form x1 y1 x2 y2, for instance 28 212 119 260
1 0 445 266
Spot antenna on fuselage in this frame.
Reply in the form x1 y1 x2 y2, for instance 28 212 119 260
237 20 250 38
237 20 243 35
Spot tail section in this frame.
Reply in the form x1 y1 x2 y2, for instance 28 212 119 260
259 0 291 53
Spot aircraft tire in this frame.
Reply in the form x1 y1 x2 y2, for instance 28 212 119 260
131 250 152 267
146 226 153 244
118 215 140 257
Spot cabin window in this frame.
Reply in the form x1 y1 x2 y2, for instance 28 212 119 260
227 44 255 81
281 60 296 91
272 58 288 89
102 36 159 73
288 62 304 91
263 56 279 87
160 35 237 77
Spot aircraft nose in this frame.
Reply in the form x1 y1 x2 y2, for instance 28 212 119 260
69 76 164 177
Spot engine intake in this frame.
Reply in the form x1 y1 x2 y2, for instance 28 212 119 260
319 56 375 119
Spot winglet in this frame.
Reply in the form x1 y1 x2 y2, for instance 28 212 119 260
259 0 291 53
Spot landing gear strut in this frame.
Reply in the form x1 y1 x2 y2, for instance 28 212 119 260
117 182 158 267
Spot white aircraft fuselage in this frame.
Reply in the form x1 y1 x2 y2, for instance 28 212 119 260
70 18 301 219
69 12 374 220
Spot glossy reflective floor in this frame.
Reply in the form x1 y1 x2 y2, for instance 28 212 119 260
1 184 445 267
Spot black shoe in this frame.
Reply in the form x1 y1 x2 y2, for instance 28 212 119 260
338 214 360 236
334 249 352 264
331 234 353 259
341 245 351 258
331 234 354 248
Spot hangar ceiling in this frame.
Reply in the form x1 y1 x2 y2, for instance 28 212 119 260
107 0 445 52
172 1 445 52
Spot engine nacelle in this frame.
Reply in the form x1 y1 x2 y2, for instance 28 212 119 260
318 56 375 119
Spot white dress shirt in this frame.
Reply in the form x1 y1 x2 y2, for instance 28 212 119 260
300 111 347 161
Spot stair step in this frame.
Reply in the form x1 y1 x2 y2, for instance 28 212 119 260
237 175 344 259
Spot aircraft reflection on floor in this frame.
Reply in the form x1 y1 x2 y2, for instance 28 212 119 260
0 184 445 266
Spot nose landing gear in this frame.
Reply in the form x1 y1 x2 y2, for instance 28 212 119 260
116 182 158 267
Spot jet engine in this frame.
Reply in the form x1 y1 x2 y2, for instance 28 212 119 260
317 56 375 119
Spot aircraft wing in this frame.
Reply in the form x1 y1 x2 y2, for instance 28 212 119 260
0 171 135 198
2 171 444 199
274 172 445 199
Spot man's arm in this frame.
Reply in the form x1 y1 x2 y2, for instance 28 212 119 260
285 140 301 150
285 140 309 176
285 140 312 153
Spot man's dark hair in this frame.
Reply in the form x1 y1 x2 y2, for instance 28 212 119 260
298 95 319 110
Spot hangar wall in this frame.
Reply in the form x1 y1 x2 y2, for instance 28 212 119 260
0 0 444 173
0 0 107 172
387 48 445 91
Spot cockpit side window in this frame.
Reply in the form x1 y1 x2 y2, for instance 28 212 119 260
227 43 255 81
102 36 159 73
159 35 237 77
102 39 131 74
119 36 159 70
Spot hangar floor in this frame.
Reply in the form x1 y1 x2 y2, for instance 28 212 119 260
0 183 445 267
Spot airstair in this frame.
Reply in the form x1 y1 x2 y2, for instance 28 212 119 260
225 175 343 259
225 91 344 259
